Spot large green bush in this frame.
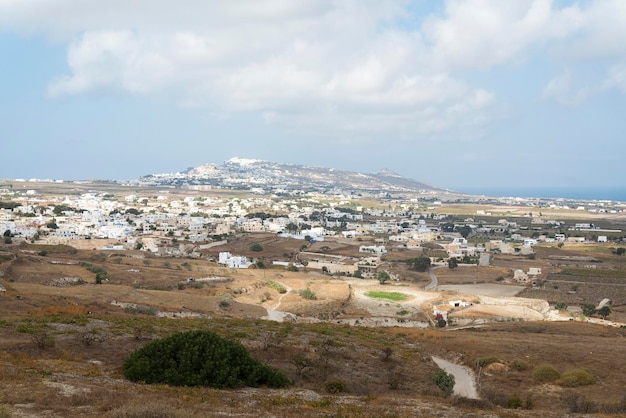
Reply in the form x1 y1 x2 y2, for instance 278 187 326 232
532 363 560 383
558 368 596 387
122 330 290 388
432 369 455 396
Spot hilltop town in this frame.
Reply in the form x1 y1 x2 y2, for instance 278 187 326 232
1 160 626 417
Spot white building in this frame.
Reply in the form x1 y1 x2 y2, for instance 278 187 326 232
218 252 252 269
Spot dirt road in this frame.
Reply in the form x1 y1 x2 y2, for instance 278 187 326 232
432 356 479 399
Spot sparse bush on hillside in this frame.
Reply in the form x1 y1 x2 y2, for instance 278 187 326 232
250 243 263 252
510 358 530 371
476 356 500 368
324 380 346 394
532 363 560 383
555 301 568 311
299 288 317 300
558 368 596 387
506 393 535 410
123 330 290 388
265 281 287 294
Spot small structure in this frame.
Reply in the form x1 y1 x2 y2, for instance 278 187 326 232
218 252 252 269
513 269 530 284
359 245 387 254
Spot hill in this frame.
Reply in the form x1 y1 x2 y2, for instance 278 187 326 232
134 157 446 196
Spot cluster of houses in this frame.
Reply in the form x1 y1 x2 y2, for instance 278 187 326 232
1 185 622 284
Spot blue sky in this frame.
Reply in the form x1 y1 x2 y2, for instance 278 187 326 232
1 0 625 191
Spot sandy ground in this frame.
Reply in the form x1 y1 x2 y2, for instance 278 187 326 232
436 284 524 297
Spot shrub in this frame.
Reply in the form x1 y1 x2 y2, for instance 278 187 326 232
558 368 596 387
506 393 535 410
250 243 263 252
299 288 317 300
555 301 568 311
510 358 530 371
265 281 287 294
123 305 157 316
123 330 290 388
532 363 560 383
324 380 346 394
432 369 455 396
477 356 500 368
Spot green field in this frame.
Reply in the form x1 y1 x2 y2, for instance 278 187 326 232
364 291 409 301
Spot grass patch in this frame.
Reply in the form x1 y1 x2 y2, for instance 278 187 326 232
265 280 287 294
365 291 409 301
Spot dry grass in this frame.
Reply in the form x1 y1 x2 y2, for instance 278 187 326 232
1 240 626 416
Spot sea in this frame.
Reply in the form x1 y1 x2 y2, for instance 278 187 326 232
455 187 626 203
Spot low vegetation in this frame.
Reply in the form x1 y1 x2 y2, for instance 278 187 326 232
122 330 290 388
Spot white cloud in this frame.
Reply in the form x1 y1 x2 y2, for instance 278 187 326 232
2 0 626 134
542 70 591 106
422 0 584 70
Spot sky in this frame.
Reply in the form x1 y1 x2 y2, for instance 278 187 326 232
1 0 625 192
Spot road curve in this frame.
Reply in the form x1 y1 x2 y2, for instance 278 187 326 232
424 267 439 291
432 356 480 399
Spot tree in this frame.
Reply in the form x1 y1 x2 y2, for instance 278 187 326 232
448 258 458 269
250 243 263 252
408 256 431 272
432 369 455 396
614 247 625 256
582 304 596 317
555 302 568 311
456 225 472 239
2 229 10 237
598 306 611 319
377 270 391 284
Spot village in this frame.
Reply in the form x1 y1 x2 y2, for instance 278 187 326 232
2 179 625 328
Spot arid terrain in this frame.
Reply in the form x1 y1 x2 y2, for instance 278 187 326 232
1 235 626 417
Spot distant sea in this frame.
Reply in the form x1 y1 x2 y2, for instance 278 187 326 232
455 187 626 202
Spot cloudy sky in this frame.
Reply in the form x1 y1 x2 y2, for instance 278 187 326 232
1 0 625 192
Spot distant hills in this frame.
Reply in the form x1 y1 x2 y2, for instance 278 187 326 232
135 157 446 196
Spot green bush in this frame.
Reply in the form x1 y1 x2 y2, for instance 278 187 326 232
558 368 596 387
477 356 500 368
299 288 317 300
324 380 346 394
250 243 263 252
265 281 287 294
432 369 455 396
510 358 530 371
122 330 290 388
532 363 560 383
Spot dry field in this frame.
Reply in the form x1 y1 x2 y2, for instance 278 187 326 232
1 241 626 417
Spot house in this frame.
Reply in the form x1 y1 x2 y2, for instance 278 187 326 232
513 269 530 284
218 252 251 269
359 245 387 254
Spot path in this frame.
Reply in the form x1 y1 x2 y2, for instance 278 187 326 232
271 280 292 310
424 267 440 291
432 356 480 399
